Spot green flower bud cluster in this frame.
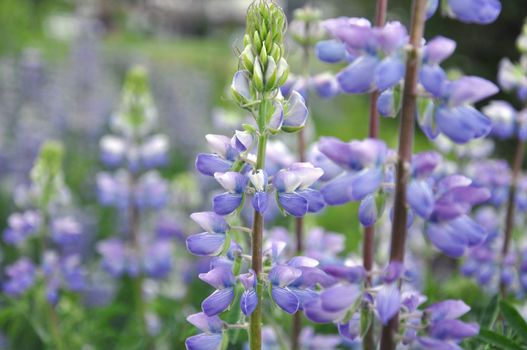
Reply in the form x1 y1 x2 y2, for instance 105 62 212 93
290 6 324 47
239 0 289 94
30 141 65 208
115 65 157 137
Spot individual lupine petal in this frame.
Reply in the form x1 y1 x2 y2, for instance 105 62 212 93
273 170 302 193
412 151 442 177
252 191 269 213
447 0 501 24
327 18 373 53
312 73 340 99
375 21 407 54
426 0 439 19
448 216 486 247
320 285 360 312
185 333 223 350
282 91 308 132
337 315 361 342
187 311 222 333
407 179 434 219
420 65 447 97
382 262 405 284
269 265 302 287
374 56 405 91
191 212 229 234
269 101 284 132
291 267 334 288
287 256 319 269
322 265 366 283
448 77 499 106
427 223 467 258
378 89 396 117
297 188 325 213
205 134 235 159
424 36 457 65
419 100 440 140
349 167 383 200
320 173 356 205
426 300 470 322
376 284 401 325
100 135 126 166
288 163 324 189
199 266 235 289
304 297 347 323
186 233 226 256
337 55 379 94
359 195 377 227
437 174 472 194
240 289 258 316
212 193 243 215
315 40 347 63
272 286 300 314
277 192 309 217
436 105 492 144
239 270 256 290
291 289 320 310
317 137 354 167
231 70 252 104
429 320 479 340
196 154 232 176
214 172 248 194
401 291 427 312
347 138 387 168
231 130 253 153
202 288 235 316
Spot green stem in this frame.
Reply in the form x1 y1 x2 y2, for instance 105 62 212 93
249 98 270 350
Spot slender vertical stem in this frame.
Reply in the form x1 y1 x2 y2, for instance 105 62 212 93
291 16 311 350
500 138 525 296
250 99 270 350
380 1 427 349
128 173 151 348
363 2 388 349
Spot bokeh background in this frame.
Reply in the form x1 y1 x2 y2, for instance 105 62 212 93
0 0 527 348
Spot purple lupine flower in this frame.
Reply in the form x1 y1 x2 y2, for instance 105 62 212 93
468 160 510 207
483 100 518 139
212 171 248 215
135 171 169 209
272 163 325 217
281 73 340 101
143 239 173 278
318 137 390 225
239 270 258 317
419 76 498 143
3 210 40 246
446 0 501 24
140 134 169 169
96 171 129 208
100 135 127 167
4 258 36 297
407 153 491 257
51 216 83 247
268 264 302 314
196 132 253 176
97 239 139 277
199 265 236 316
185 312 224 350
304 284 361 323
186 212 230 256
249 170 270 213
375 284 401 325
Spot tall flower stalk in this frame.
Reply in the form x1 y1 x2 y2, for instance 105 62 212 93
380 0 427 349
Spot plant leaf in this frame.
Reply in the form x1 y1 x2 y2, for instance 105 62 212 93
480 294 500 329
500 300 527 344
477 329 523 350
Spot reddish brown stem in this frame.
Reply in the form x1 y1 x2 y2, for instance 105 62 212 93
379 1 427 349
500 138 525 296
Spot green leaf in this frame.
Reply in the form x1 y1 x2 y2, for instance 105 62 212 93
500 300 527 344
477 329 523 350
480 294 500 329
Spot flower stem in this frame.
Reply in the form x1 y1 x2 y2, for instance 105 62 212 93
363 2 388 349
250 98 270 350
128 173 151 348
291 16 312 350
500 138 525 296
380 1 427 349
